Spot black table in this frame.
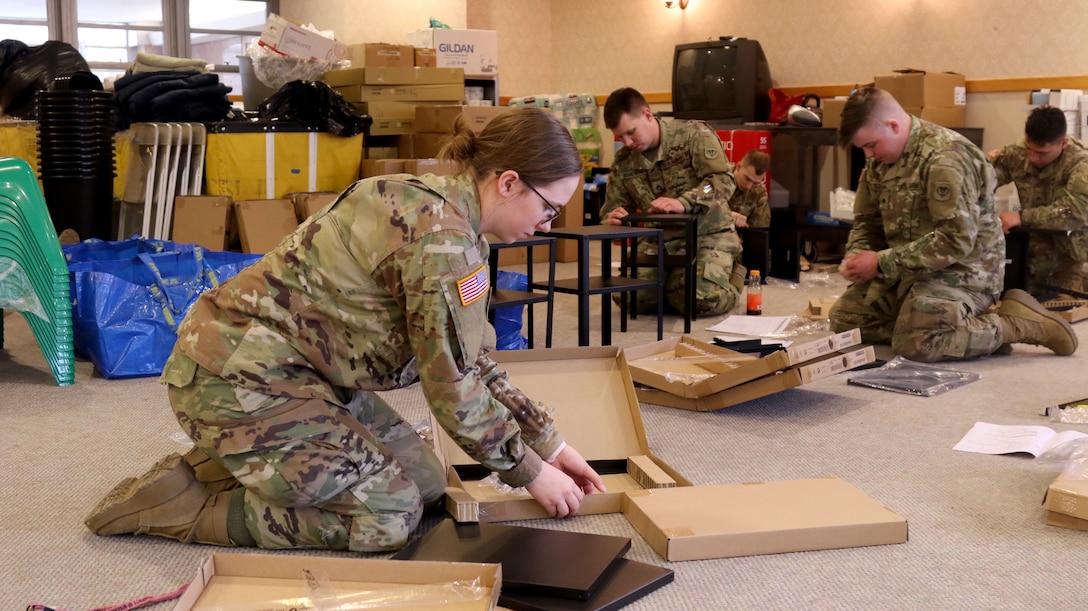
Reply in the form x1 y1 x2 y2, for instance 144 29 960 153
620 213 698 334
543 225 664 346
487 235 556 348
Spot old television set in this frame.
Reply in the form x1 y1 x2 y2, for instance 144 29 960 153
671 37 773 124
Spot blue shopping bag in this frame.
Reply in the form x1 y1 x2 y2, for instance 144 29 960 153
494 270 528 351
63 237 260 379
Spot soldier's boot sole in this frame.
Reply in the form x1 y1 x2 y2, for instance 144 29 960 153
999 289 1078 356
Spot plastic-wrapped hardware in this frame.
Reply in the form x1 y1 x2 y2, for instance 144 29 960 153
846 356 981 397
1044 397 1088 424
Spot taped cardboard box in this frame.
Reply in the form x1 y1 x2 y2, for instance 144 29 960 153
408 28 498 77
874 69 966 109
1043 471 1088 520
174 552 501 610
205 130 362 201
415 105 511 134
324 66 464 87
624 331 862 400
415 47 437 68
635 346 877 412
334 83 465 104
432 346 691 523
344 42 414 68
234 198 297 254
623 477 908 561
172 196 232 250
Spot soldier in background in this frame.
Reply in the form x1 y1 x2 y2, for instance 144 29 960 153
989 105 1088 297
729 149 771 229
600 87 746 316
84 108 606 551
829 86 1077 361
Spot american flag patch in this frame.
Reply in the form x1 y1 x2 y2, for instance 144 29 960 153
456 265 490 306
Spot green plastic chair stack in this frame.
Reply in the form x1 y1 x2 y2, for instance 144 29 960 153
0 157 75 386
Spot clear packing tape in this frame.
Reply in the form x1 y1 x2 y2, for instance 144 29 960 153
206 571 487 610
0 256 48 322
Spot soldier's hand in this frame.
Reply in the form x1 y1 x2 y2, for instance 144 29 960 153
550 445 607 496
525 462 587 518
839 250 881 283
604 207 629 226
998 211 1021 234
648 197 684 214
732 211 749 228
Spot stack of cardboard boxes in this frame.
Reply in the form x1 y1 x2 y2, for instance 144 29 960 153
873 68 967 127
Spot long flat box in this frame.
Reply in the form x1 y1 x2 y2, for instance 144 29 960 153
635 346 877 412
415 105 511 134
334 83 465 103
408 28 498 77
173 552 500 610
258 13 346 61
432 346 691 523
344 42 414 68
351 100 418 121
623 477 908 561
874 69 966 109
1043 471 1088 520
324 66 465 87
624 331 862 399
1046 509 1088 531
171 196 232 250
1043 298 1088 323
234 198 297 254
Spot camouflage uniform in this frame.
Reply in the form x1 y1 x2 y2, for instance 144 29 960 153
600 118 743 316
828 117 1007 362
991 138 1088 295
161 173 564 552
729 179 770 228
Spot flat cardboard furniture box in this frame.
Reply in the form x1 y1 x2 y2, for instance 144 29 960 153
625 331 863 399
433 346 691 523
333 83 465 104
1043 297 1088 323
234 199 297 254
623 477 908 561
323 66 465 87
415 105 511 133
174 552 500 610
172 196 232 250
344 43 415 68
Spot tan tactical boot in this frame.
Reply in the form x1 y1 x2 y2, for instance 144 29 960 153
997 289 1078 356
84 453 233 546
183 446 242 494
730 262 748 292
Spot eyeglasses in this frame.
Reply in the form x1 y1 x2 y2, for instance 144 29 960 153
524 181 563 223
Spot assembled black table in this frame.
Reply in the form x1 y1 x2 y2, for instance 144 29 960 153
620 213 698 334
542 225 664 346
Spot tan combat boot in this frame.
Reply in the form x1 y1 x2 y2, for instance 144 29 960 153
84 453 234 546
183 446 242 494
997 289 1078 356
730 262 748 292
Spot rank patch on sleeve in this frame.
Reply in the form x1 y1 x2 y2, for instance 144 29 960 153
705 147 720 159
934 182 952 201
456 265 490 306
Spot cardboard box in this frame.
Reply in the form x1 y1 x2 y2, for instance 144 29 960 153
432 346 691 523
369 118 416 136
903 106 966 128
1043 471 1088 520
344 42 414 68
635 346 877 412
821 97 848 129
414 132 452 158
289 191 339 223
415 47 437 68
404 158 461 176
324 66 465 87
171 196 232 250
408 28 498 77
334 83 465 103
625 332 862 400
623 477 908 561
874 69 966 109
361 158 407 177
803 297 839 320
351 100 417 121
234 199 297 254
258 13 346 61
1046 509 1088 531
174 552 501 610
414 105 511 134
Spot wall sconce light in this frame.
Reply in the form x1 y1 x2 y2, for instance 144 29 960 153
664 0 689 8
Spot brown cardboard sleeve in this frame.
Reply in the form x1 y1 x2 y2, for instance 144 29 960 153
874 69 966 108
333 83 465 104
624 331 863 399
343 43 414 68
432 346 690 523
288 191 339 223
1043 471 1088 520
234 199 297 254
622 477 908 561
173 552 500 610
172 196 232 250
324 66 464 87
634 346 877 412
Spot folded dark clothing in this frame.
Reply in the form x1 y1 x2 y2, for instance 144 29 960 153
145 84 232 123
114 71 199 107
127 72 221 113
